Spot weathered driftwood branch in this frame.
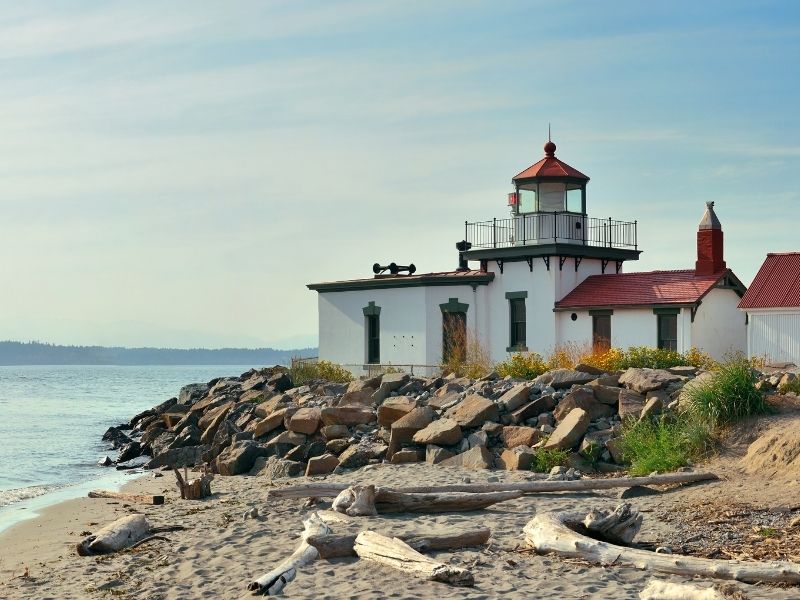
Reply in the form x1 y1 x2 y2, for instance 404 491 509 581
77 514 150 556
524 510 800 585
583 503 642 545
268 471 719 500
174 467 213 500
88 490 165 505
353 531 474 587
307 527 491 559
331 485 521 515
639 580 731 600
247 513 331 595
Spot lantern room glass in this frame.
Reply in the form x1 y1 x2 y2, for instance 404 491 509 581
515 182 585 215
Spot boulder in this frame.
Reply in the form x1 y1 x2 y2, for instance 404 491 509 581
268 371 293 393
391 407 436 444
589 384 622 405
305 453 340 476
371 372 410 403
288 407 321 435
439 446 494 470
482 421 505 437
498 446 535 470
574 363 606 376
412 418 463 446
216 440 268 476
178 383 207 405
347 376 383 394
640 396 664 420
147 444 207 469
553 388 615 422
338 442 388 469
605 437 625 463
537 369 596 389
117 441 142 463
326 439 350 454
543 408 590 450
320 405 376 427
254 394 290 418
579 430 614 461
498 384 531 412
427 391 462 410
511 394 556 424
618 389 646 420
102 426 131 449
265 430 306 457
502 425 541 449
390 449 425 464
251 456 305 479
170 424 202 449
198 401 235 431
251 406 298 438
284 440 326 462
339 387 375 406
445 395 499 428
667 365 698 376
377 397 416 427
426 445 455 465
465 430 488 449
619 368 682 393
241 375 268 392
321 424 349 440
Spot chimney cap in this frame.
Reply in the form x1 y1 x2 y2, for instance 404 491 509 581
699 201 722 230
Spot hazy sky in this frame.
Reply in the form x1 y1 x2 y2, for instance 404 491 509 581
1 1 798 349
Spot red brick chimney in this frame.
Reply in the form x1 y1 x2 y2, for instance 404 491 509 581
695 201 726 276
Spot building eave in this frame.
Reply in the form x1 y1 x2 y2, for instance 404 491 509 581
307 273 495 293
463 243 641 263
554 302 696 313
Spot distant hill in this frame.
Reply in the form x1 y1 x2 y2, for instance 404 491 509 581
0 341 317 366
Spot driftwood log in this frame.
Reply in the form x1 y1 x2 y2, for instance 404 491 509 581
330 485 522 515
353 531 474 587
268 471 719 500
247 513 331 595
525 510 800 585
307 527 491 559
77 514 149 556
583 503 643 545
88 490 165 505
174 468 213 500
639 580 733 600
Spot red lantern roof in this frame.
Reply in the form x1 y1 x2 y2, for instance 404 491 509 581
513 140 589 182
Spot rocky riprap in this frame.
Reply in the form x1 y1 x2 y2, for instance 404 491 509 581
100 363 717 479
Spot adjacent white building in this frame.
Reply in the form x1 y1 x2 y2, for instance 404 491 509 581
739 253 800 365
308 140 748 375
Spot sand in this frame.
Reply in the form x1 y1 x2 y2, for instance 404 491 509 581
0 457 798 600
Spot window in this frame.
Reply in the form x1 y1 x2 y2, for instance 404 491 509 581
591 311 612 352
657 313 678 351
518 188 536 213
363 301 381 364
505 291 528 351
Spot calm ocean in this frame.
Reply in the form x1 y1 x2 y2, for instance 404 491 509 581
0 364 255 533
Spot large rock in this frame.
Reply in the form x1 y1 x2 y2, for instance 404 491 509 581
117 441 142 463
619 368 682 394
102 426 131 449
427 391 462 410
502 425 541 449
198 401 235 431
439 446 494 470
391 407 436 444
579 430 614 461
179 383 207 405
268 371 293 393
412 418 463 445
320 405 376 427
511 395 556 424
321 424 349 440
147 444 207 469
618 389 646 420
254 394 290 418
554 388 615 422
498 384 531 412
288 407 321 434
338 442 388 469
216 440 268 476
445 395 499 428
339 387 375 406
265 430 306 457
305 453 340 476
640 396 664 420
426 445 455 465
589 384 622 405
170 423 202 449
537 369 596 389
371 372 410 403
377 397 416 427
251 406 298 438
498 446 535 470
390 449 425 464
251 455 305 479
543 408 590 450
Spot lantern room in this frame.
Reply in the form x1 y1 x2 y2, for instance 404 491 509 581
510 140 589 215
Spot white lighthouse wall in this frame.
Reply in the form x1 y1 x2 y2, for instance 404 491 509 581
691 288 747 359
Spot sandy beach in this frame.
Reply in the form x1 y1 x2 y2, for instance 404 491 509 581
2 449 799 600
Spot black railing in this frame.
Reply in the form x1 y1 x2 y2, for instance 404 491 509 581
465 212 637 250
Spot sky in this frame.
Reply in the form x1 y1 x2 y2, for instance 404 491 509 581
0 1 798 349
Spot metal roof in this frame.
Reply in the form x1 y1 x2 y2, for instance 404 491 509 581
512 141 589 182
307 270 494 292
739 253 800 310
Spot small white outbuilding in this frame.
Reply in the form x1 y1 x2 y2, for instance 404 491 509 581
739 253 800 365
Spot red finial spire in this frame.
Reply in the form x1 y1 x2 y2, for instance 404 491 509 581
544 123 556 156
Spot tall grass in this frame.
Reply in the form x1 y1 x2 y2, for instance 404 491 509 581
290 359 354 386
682 355 769 426
495 352 548 379
439 324 493 379
619 416 713 476
530 448 571 473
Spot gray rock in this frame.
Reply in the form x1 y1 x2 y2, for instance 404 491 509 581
147 444 207 469
444 395 499 427
543 408 590 450
537 369 596 389
216 440 269 476
412 418 463 445
497 384 531 412
640 396 664 420
619 368 682 394
439 446 494 470
251 455 305 479
426 444 456 465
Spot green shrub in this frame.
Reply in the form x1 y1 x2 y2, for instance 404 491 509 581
530 448 571 473
290 359 354 386
683 355 769 426
779 378 800 395
495 352 548 380
619 415 713 476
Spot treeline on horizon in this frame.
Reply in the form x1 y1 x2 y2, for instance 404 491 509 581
0 341 317 366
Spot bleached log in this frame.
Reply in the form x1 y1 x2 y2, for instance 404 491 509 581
332 485 377 516
331 486 520 515
268 471 718 500
583 503 643 545
88 490 165 505
307 527 491 559
353 530 474 587
639 580 727 600
247 512 331 595
525 510 800 585
76 514 150 556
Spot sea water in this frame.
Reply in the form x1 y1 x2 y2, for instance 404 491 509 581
0 364 255 532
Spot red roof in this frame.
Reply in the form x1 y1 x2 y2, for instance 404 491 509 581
739 253 800 309
555 270 728 310
513 156 589 181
